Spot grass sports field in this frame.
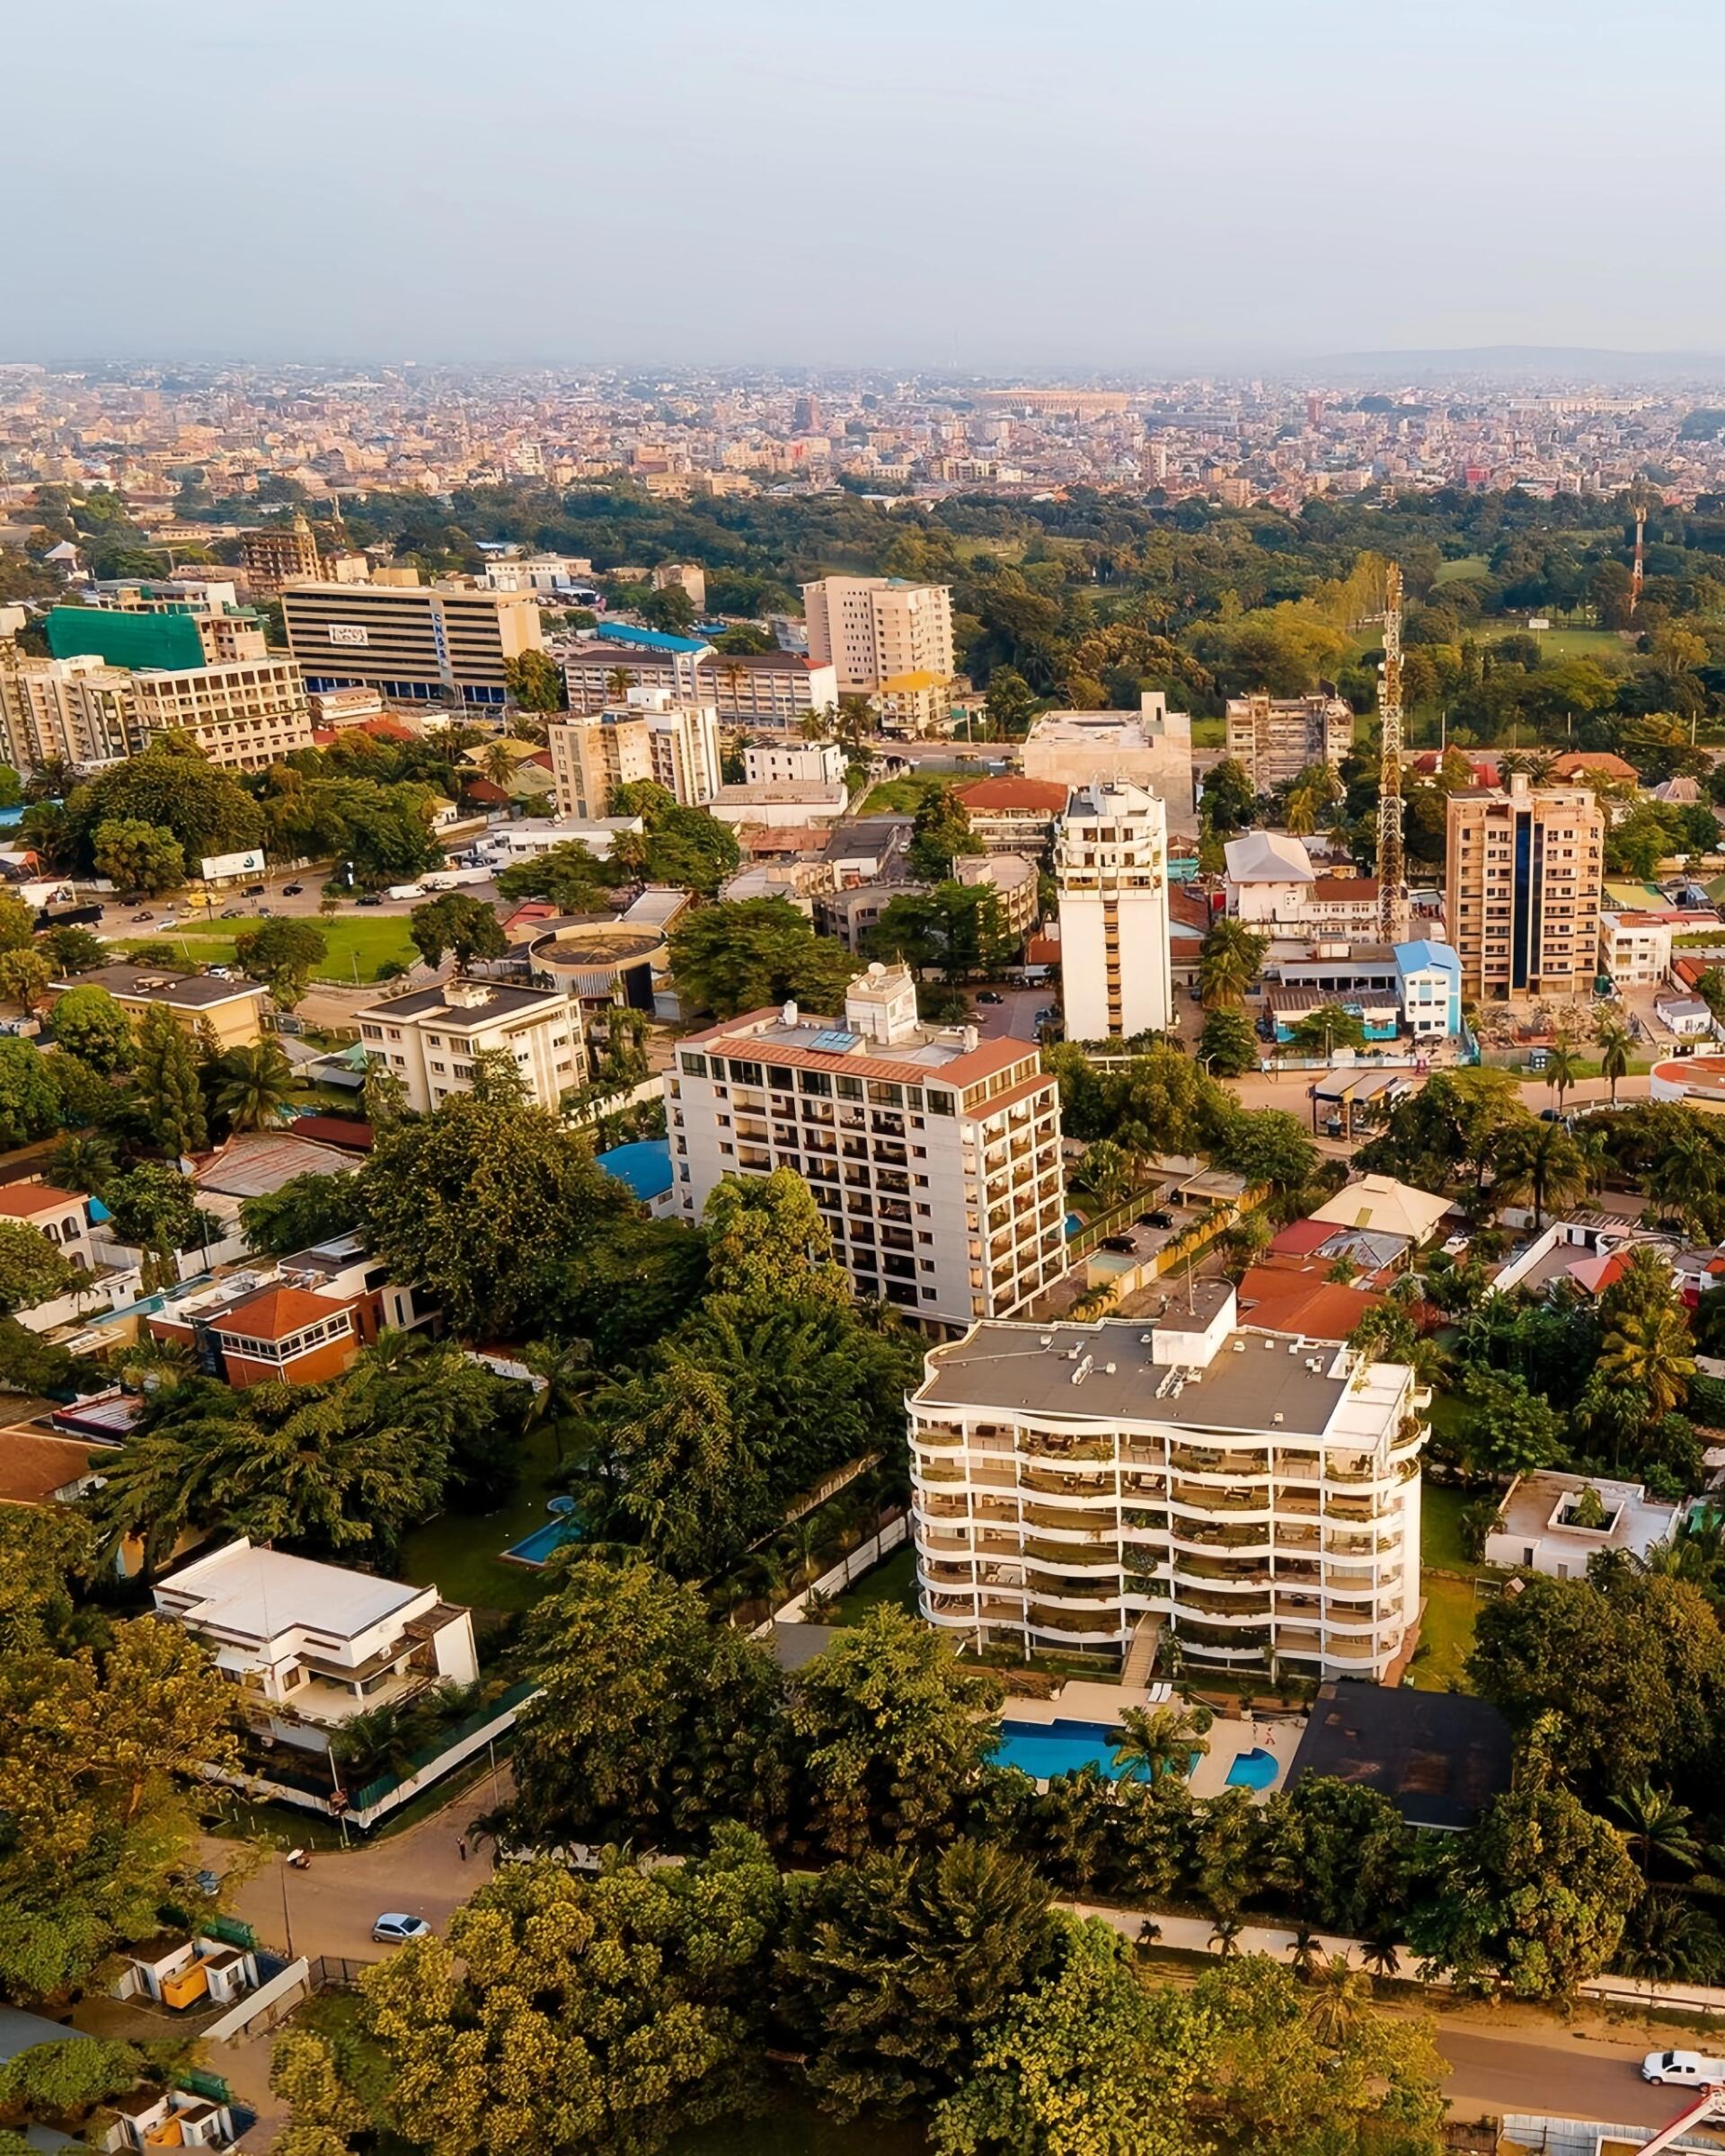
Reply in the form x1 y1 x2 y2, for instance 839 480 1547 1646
113 913 418 983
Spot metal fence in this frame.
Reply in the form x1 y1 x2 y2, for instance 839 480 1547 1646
348 1679 539 1814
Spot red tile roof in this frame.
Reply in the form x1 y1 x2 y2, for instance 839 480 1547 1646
288 1116 374 1153
1234 1262 1384 1341
0 1182 80 1219
956 778 1070 813
212 1286 349 1344
1269 1218 1333 1258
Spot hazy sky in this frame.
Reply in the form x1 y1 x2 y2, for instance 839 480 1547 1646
12 0 1725 369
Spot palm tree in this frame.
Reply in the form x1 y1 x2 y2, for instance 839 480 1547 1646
1111 1702 1213 1784
1599 1306 1696 1416
1493 1118 1587 1229
1616 1892 1725 1984
1611 1784 1703 1880
1286 1922 1323 1978
216 1041 296 1130
1545 1038 1581 1116
49 1132 118 1197
605 665 637 702
1199 919 1266 1009
1208 1912 1244 1958
1305 1955 1373 2041
1134 1917 1163 1960
1649 1124 1718 1230
1597 1018 1633 1107
482 740 518 788
1358 1931 1402 1982
520 1337 596 1463
1283 789 1317 836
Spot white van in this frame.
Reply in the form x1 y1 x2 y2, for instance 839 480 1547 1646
1642 2049 1725 2084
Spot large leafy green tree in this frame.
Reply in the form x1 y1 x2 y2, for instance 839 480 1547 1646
1198 918 1267 1008
359 1056 632 1339
1407 1722 1640 1998
1470 1570 1725 1800
931 1918 1205 2156
788 1605 1004 1860
359 1834 783 2156
0 1040 63 1151
494 840 619 914
865 882 1016 976
67 743 262 870
0 1220 81 1317
234 919 328 1009
49 985 135 1074
702 1169 847 1303
668 897 856 1018
240 1168 364 1257
91 818 186 897
408 892 507 968
0 1589 239 1998
609 781 739 896
509 1557 788 1852
776 1840 1062 2118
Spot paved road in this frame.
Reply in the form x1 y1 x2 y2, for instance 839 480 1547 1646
972 985 1048 1044
1433 2019 1656 2124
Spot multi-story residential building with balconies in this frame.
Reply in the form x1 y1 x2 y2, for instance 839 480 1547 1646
1445 773 1606 1003
1224 691 1353 791
1056 781 1172 1040
666 959 1067 1327
907 1286 1425 1679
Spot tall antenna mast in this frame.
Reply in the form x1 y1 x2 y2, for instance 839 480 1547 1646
1630 503 1647 619
1376 561 1408 942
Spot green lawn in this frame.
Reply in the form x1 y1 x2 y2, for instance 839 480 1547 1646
1190 716 1225 748
1407 1571 1479 1693
112 913 418 983
824 1543 919 1626
1409 1479 1491 1693
1420 1479 1492 1578
1433 554 1491 587
859 774 956 815
396 1425 568 1616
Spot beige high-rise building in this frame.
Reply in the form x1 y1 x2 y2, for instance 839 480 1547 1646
666 960 1066 1329
281 581 544 709
801 577 953 732
652 561 707 611
128 656 314 771
0 653 139 770
1223 692 1353 791
548 688 721 820
1056 782 1172 1043
1445 773 1606 1003
240 515 322 598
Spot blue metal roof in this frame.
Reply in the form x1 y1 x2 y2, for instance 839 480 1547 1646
592 622 712 657
596 1138 674 1200
1393 939 1460 974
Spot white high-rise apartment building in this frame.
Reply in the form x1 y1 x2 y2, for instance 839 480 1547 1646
666 961 1067 1328
908 1290 1426 1678
548 687 721 820
801 578 954 694
1056 782 1172 1042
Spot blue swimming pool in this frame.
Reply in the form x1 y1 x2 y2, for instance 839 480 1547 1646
1225 1745 1278 1791
1064 1211 1084 1238
993 1718 1122 1780
504 1504 584 1568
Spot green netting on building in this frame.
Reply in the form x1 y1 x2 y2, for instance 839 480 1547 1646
47 606 206 670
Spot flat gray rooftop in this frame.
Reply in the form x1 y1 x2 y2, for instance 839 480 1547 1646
916 1320 1349 1436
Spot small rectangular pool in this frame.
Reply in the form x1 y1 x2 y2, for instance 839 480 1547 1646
992 1718 1123 1780
503 1514 583 1568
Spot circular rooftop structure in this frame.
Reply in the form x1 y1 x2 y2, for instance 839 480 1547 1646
528 920 668 1003
1649 1054 1725 1109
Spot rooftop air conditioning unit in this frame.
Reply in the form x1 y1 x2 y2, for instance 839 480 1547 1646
1104 1363 1117 1374
1233 1340 1247 1353
1272 1411 1285 1425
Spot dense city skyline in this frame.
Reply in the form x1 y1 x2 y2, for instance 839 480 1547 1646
13 0 1725 366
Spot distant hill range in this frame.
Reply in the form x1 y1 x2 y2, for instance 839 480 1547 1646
1320 344 1725 384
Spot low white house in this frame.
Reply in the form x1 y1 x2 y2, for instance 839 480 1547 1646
153 1538 478 1754
1657 991 1717 1039
1484 1470 1679 1579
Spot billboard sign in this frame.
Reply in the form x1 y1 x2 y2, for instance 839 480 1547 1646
328 623 369 647
200 848 266 882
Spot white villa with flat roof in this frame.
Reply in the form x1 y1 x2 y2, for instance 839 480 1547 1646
153 1538 477 1754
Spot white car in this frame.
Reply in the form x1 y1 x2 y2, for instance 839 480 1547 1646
371 1913 433 1945
1642 2048 1725 2084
